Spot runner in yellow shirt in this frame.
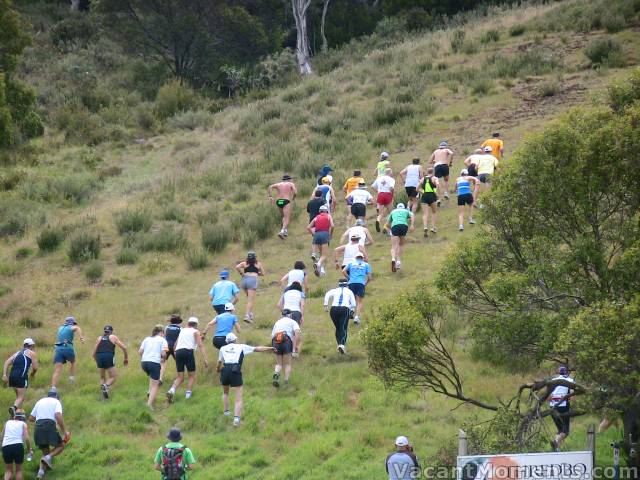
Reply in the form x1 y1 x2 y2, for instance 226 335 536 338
343 170 364 223
481 132 504 160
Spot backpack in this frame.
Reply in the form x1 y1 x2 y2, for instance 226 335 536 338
274 331 288 344
161 446 186 480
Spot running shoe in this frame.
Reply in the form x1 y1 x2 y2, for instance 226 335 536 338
310 252 318 262
320 267 326 277
550 440 559 452
353 315 361 325
283 228 288 237
8 406 15 418
444 192 450 199
337 345 346 355
233 416 241 427
313 263 320 277
278 229 285 239
166 389 175 403
375 219 381 232
159 379 163 386
41 455 53 469
68 376 75 384
391 259 397 273
423 228 428 238
244 314 254 324
272 372 280 388
185 391 192 399
469 218 476 225
37 468 45 479
459 224 464 231
223 410 231 417
396 260 402 270
101 383 109 399
431 227 437 233
479 203 485 209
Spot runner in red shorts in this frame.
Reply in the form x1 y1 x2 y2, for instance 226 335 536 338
371 168 395 233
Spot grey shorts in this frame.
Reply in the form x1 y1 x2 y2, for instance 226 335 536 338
241 275 258 291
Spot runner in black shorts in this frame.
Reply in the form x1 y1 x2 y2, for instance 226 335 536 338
160 314 182 383
434 164 449 179
419 167 439 239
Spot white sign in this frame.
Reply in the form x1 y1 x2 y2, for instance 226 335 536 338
457 451 593 480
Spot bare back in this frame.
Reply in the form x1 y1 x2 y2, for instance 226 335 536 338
432 148 453 166
272 181 297 200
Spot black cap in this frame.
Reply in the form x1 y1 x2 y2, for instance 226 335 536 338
47 388 59 399
281 309 292 317
167 428 182 442
338 279 348 286
104 325 113 333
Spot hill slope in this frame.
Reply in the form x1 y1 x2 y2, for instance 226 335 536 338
1 0 638 478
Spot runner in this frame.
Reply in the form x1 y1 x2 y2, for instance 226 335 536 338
419 167 439 237
386 436 420 480
481 132 504 160
429 141 454 202
280 261 309 294
323 279 357 354
549 365 575 452
343 169 365 222
267 174 297 239
216 332 274 426
277 282 305 325
271 310 302 388
153 428 196 479
311 177 336 213
202 303 241 349
455 169 479 231
50 317 84 389
374 152 391 177
2 409 32 480
29 389 69 480
91 325 129 400
334 234 367 270
161 314 182 384
139 324 168 409
383 203 415 272
166 317 208 403
235 251 264 323
371 168 396 232
463 149 484 205
476 146 499 207
399 158 423 213
306 190 326 222
306 205 334 277
341 219 374 247
347 181 374 221
208 270 239 315
3 339 38 415
317 164 333 185
342 252 372 325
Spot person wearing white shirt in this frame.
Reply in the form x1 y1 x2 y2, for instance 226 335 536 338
549 365 575 451
29 389 68 479
166 317 208 403
216 333 273 427
371 168 396 233
399 159 424 213
280 261 309 293
271 312 302 387
138 325 169 409
334 234 367 270
276 282 305 324
341 219 374 247
2 409 32 480
323 279 357 354
347 182 374 221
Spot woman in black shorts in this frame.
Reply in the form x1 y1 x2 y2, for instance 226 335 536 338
2 409 31 480
455 169 479 231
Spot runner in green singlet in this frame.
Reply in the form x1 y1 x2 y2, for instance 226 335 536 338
383 203 414 273
419 167 439 237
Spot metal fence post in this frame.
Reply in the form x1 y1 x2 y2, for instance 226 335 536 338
459 429 468 457
587 424 596 470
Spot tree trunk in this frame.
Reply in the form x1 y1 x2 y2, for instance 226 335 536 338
70 0 81 10
320 0 330 54
291 0 313 75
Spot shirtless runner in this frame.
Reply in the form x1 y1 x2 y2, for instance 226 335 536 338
428 141 454 203
268 174 297 239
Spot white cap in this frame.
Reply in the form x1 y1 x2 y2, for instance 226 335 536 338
319 205 329 211
23 338 35 346
397 203 405 209
355 252 365 258
395 436 409 447
461 169 469 175
187 316 199 325
225 332 237 343
355 219 365 226
483 146 493 152
380 151 389 159
224 302 235 311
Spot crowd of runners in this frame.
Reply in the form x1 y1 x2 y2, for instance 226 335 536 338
1 135 505 479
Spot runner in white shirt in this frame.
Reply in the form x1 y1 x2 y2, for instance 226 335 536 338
216 333 273 426
347 182 374 221
371 168 396 233
399 159 424 213
323 279 357 354
166 317 208 403
334 234 367 270
280 261 309 293
271 312 302 388
138 325 168 409
341 219 374 247
29 390 68 479
549 365 575 452
276 283 305 324
2 410 32 480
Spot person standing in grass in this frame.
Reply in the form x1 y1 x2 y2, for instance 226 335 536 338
399 159 423 213
481 132 504 160
2 408 32 480
267 174 297 239
3 338 38 416
386 436 420 480
429 141 454 203
306 205 334 277
342 252 372 325
139 324 168 409
235 251 264 323
455 169 479 231
371 168 395 233
216 333 274 427
154 428 196 480
419 168 439 237
50 317 84 389
166 317 208 403
280 261 309 294
383 203 415 272
30 389 69 480
202 303 241 349
161 315 182 384
91 325 128 400
271 310 302 388
323 279 356 354
208 270 239 315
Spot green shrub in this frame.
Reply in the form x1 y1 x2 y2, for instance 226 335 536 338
509 25 526 37
115 209 153 235
68 231 101 264
0 169 24 191
160 204 189 223
242 230 257 249
155 81 197 119
462 40 479 55
22 173 100 204
263 142 298 172
243 206 280 241
128 226 187 253
15 247 33 259
491 50 559 78
167 110 213 130
480 29 500 44
134 102 156 130
84 260 103 281
116 248 138 265
602 13 626 33
584 37 624 66
201 223 231 253
0 285 11 297
450 29 465 53
539 79 560 97
0 207 29 238
371 102 414 127
50 15 95 50
37 226 65 252
471 78 493 96
185 248 210 270
608 69 640 112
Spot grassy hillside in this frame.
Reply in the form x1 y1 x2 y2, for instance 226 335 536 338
1 0 638 477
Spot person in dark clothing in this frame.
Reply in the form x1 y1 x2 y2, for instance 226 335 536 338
306 190 327 222
161 315 182 384
91 325 128 399
3 338 38 415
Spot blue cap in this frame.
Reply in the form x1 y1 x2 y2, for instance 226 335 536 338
220 270 229 279
64 316 77 326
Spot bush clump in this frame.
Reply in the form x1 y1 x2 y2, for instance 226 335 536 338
201 223 231 253
125 226 187 253
84 260 103 282
481 29 500 44
37 226 65 252
0 208 29 238
116 248 138 265
167 110 213 131
509 25 526 37
584 37 624 67
185 248 210 270
115 209 153 235
155 81 197 119
68 231 101 264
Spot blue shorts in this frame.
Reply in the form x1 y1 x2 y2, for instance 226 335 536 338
95 352 115 369
141 361 161 381
312 231 331 245
53 348 75 364
212 304 226 314
348 283 366 298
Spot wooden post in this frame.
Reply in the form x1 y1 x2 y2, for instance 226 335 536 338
587 424 596 470
459 429 468 456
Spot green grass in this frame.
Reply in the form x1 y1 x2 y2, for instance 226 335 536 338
1 0 637 477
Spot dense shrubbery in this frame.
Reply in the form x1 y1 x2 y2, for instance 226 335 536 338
68 231 101 263
114 209 152 235
37 226 65 252
584 37 625 67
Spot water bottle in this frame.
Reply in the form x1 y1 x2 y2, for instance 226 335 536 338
26 450 33 462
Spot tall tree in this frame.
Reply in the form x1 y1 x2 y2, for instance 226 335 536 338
291 0 313 75
320 0 330 53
